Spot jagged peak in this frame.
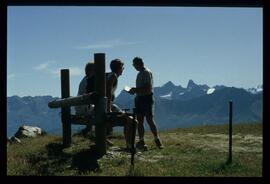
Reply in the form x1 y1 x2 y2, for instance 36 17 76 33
162 81 176 88
187 79 197 89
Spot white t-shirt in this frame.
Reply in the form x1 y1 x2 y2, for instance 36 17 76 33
75 76 94 115
136 67 154 96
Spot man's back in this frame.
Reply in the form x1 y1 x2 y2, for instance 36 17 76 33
136 67 153 96
77 76 88 96
75 76 94 115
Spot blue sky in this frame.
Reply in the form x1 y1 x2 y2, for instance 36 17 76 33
7 6 262 97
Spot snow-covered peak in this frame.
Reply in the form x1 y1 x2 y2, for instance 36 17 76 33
246 85 263 94
207 88 215 95
179 92 185 95
160 91 173 100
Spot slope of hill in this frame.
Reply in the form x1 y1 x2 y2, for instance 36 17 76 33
7 123 262 176
7 96 62 136
7 95 87 137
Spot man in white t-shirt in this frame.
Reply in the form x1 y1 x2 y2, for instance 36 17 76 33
75 62 95 115
128 57 163 149
75 62 95 134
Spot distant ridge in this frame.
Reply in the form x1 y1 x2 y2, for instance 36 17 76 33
7 80 262 136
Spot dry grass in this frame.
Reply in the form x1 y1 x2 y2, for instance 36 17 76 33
7 122 262 176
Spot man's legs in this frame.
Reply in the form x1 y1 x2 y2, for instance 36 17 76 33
145 115 158 137
82 125 92 136
137 114 145 141
106 126 113 136
146 115 163 148
105 124 114 147
135 114 147 148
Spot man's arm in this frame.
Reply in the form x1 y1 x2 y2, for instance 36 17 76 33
106 74 117 112
129 84 152 95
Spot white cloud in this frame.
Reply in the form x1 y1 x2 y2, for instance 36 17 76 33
34 60 56 71
69 67 84 76
34 63 49 71
7 73 33 80
50 67 84 76
33 61 83 77
75 39 141 50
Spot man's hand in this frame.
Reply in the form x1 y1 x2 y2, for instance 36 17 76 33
129 88 136 95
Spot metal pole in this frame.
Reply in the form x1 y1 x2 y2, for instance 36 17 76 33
227 100 233 164
61 69 71 148
94 53 107 157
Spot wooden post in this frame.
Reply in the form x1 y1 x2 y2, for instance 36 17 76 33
227 100 233 164
131 108 137 166
61 69 71 148
94 53 107 157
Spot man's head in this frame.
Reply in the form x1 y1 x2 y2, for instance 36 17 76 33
132 57 144 71
110 59 124 76
85 62 95 77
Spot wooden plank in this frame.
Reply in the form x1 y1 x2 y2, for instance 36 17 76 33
48 92 97 108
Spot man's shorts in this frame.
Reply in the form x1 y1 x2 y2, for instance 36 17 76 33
135 93 154 116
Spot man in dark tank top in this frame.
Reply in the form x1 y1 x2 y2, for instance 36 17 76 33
105 59 138 150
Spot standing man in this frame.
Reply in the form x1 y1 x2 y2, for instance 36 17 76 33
128 57 163 149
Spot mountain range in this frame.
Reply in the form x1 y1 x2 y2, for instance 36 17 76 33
7 80 262 136
115 80 262 129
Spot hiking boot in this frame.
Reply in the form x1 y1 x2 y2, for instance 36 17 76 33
136 140 148 150
136 140 145 148
155 138 164 149
106 139 114 147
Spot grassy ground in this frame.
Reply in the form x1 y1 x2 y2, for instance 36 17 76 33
7 122 262 176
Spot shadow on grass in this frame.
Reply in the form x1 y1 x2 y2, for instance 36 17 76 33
46 142 72 161
25 142 73 175
71 146 101 174
212 161 242 175
46 142 101 174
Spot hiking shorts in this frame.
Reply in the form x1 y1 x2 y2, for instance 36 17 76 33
135 93 155 117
